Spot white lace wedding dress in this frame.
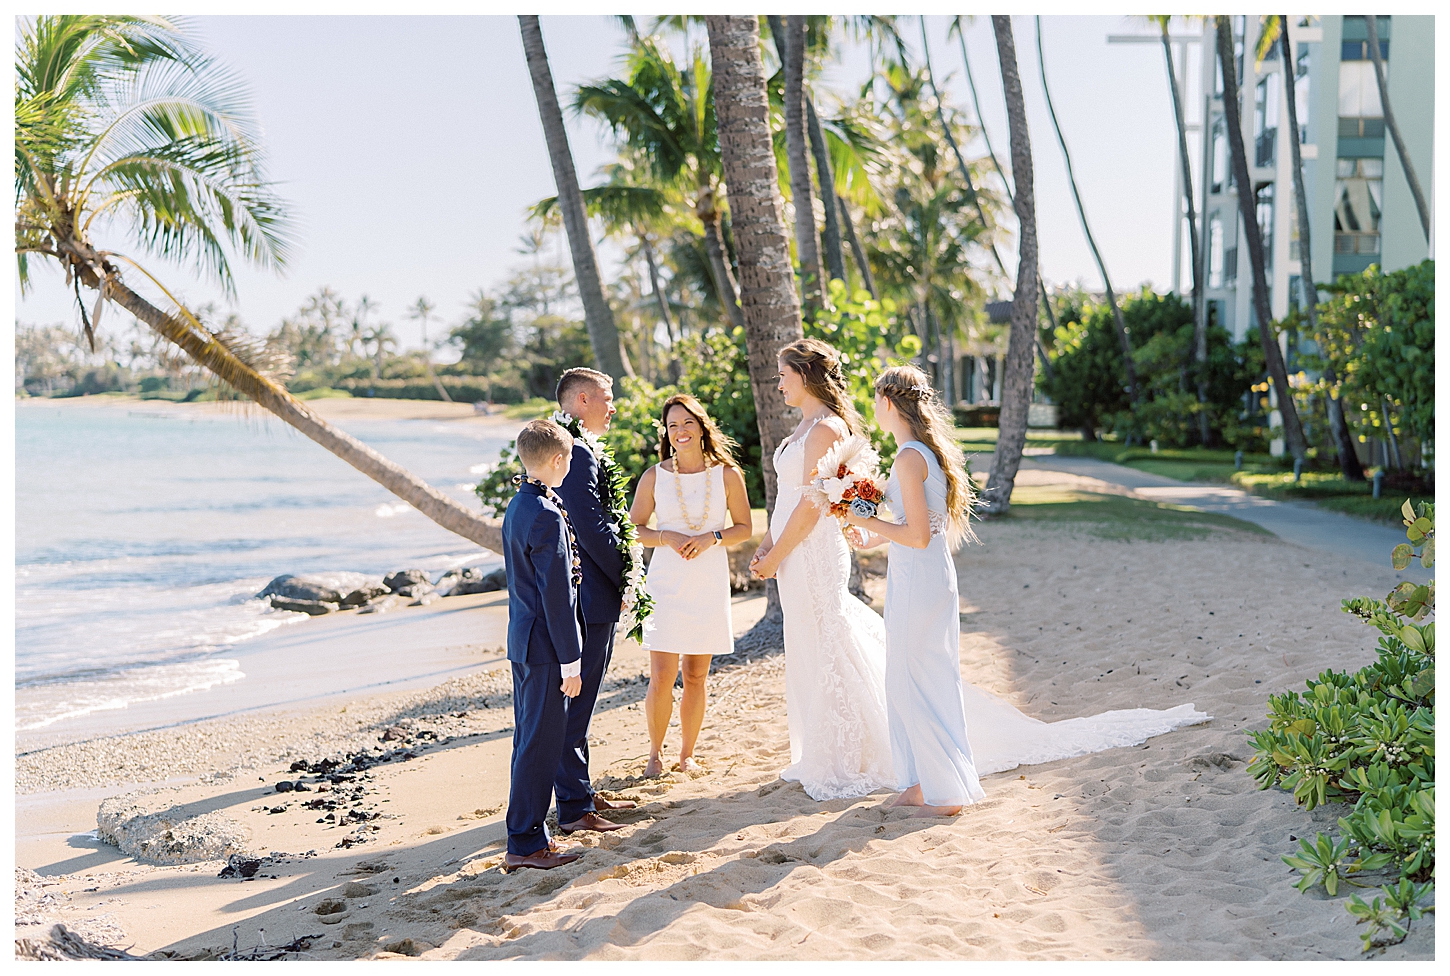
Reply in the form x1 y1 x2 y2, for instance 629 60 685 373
772 417 1210 803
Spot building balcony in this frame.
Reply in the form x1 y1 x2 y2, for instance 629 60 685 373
1334 232 1380 255
1255 128 1277 167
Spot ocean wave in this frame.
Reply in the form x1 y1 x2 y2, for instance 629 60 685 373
14 658 247 731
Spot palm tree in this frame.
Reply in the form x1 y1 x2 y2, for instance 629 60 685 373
980 15 1040 517
574 34 744 329
705 14 807 649
1257 17 1365 480
15 15 503 550
1151 15 1211 446
408 296 453 402
781 16 825 315
1363 17 1429 241
517 15 634 385
347 294 375 361
1214 16 1308 461
1035 17 1139 413
364 322 397 382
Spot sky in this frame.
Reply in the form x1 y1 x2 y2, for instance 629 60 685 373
13 14 1205 355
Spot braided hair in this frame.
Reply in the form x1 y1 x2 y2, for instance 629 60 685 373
875 364 978 550
778 337 861 435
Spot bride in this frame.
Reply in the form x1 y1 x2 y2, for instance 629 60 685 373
750 339 1208 804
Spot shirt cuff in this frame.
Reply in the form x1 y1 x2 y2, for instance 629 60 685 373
560 659 581 679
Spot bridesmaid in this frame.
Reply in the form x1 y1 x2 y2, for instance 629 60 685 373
629 394 753 777
845 365 985 816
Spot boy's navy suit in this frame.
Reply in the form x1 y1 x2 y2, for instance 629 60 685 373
551 440 625 824
502 480 583 857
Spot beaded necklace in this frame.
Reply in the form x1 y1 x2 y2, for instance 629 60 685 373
669 457 713 532
517 474 583 587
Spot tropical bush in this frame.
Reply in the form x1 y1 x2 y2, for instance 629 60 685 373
1246 499 1435 951
1038 289 1264 448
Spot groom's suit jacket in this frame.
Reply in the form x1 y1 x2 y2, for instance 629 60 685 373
501 482 583 668
556 441 624 625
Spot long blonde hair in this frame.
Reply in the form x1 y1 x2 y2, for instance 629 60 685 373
778 337 861 435
875 365 978 550
656 394 739 470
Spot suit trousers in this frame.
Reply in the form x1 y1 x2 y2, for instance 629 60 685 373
506 659 569 857
552 621 617 824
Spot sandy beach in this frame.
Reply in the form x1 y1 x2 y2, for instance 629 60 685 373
14 446 1432 960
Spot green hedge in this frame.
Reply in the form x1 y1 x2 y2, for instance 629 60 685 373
331 377 524 403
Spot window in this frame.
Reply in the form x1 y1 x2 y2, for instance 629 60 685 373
1255 183 1275 266
1334 158 1383 255
1288 275 1303 312
1209 213 1224 288
1254 78 1278 166
1225 245 1238 283
1338 61 1384 119
1210 117 1229 193
1295 44 1312 144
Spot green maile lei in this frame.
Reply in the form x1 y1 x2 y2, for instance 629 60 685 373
551 411 655 643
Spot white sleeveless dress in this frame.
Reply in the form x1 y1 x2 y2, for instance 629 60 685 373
772 416 895 800
641 462 733 656
774 423 1212 804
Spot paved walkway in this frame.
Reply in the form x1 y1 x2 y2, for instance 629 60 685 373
1016 454 1432 585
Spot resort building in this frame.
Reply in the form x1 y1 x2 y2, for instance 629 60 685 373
1190 15 1434 343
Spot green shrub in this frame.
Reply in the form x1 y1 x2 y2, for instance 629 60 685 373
1247 498 1435 951
295 386 352 400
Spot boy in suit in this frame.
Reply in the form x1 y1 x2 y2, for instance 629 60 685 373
501 419 586 872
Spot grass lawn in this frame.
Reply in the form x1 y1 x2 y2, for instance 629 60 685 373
994 486 1271 542
1230 471 1425 524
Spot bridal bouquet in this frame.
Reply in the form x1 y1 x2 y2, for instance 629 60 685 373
803 434 888 521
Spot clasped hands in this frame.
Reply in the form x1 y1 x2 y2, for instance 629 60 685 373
662 529 718 561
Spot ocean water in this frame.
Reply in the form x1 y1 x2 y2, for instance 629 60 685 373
14 401 510 734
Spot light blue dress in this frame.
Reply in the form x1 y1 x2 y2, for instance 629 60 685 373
883 442 986 807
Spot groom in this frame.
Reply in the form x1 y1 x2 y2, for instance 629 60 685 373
551 367 636 832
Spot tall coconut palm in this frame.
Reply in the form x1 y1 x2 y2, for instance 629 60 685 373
1257 17 1365 479
781 16 825 315
408 296 453 402
573 34 744 329
1215 16 1308 461
1150 15 1211 446
705 14 806 648
980 15 1040 517
1035 16 1139 412
15 14 503 550
518 15 634 385
1363 16 1429 241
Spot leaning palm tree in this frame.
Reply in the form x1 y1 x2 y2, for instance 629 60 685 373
705 14 807 649
15 15 503 550
407 296 453 403
980 15 1041 517
1363 16 1430 241
774 15 825 315
1035 16 1139 411
518 15 634 384
1215 16 1308 461
1257 17 1364 479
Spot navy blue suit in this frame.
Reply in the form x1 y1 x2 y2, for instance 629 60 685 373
551 441 625 823
502 482 583 857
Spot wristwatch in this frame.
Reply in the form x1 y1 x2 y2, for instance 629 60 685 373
712 530 723 543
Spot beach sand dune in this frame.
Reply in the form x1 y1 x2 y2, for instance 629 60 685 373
14 514 1432 960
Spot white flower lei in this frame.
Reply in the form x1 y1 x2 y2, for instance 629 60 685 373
553 411 654 642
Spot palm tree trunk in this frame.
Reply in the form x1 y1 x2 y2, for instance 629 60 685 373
837 193 877 298
1035 17 1138 410
641 234 678 343
782 15 824 317
519 15 633 385
1215 16 1309 461
1364 16 1430 241
424 360 453 402
981 15 1040 517
1278 19 1364 480
105 274 503 552
1159 20 1212 445
707 14 807 649
805 99 847 286
700 202 745 328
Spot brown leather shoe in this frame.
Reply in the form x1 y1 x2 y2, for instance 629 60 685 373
591 795 636 811
559 812 626 834
502 848 582 873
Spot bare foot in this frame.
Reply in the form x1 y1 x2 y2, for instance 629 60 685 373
643 756 665 778
679 756 703 774
909 804 962 818
888 785 925 808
